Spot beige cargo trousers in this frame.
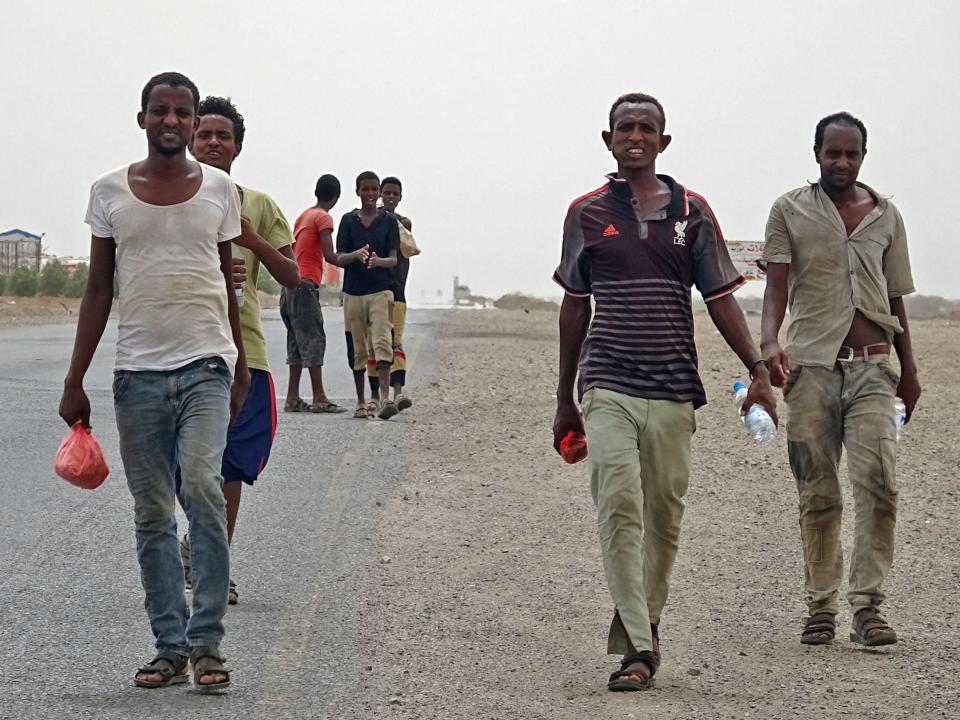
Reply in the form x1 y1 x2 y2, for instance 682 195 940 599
785 355 900 616
582 387 695 655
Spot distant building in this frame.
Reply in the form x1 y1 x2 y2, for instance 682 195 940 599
453 275 472 305
0 229 42 274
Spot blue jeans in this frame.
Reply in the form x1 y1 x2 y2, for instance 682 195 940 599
113 357 232 654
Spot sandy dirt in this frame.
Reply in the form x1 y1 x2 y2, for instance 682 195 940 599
0 296 83 327
0 295 282 327
348 309 959 720
0 293 280 328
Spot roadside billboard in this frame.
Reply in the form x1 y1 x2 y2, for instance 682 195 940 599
726 241 765 281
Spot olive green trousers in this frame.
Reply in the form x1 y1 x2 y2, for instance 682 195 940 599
582 387 695 654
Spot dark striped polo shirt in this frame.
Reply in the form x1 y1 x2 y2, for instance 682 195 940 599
553 174 745 408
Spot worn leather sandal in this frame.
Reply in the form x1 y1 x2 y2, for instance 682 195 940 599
284 398 310 413
608 650 658 692
801 612 837 645
850 608 897 646
134 650 189 688
190 645 231 693
310 400 346 414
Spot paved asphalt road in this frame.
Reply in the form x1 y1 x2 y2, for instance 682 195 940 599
0 306 442 720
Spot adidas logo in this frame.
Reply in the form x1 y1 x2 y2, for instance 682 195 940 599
602 224 619 237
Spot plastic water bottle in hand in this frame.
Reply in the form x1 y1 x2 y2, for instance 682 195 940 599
732 381 777 446
231 243 246 306
894 397 906 442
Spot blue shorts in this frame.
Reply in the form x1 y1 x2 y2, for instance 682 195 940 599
221 369 277 485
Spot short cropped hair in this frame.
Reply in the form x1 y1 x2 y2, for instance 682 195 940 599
141 71 200 113
315 174 341 202
814 111 867 153
381 176 402 192
197 96 245 145
355 170 379 188
608 92 666 132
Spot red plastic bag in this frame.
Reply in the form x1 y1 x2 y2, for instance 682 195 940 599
558 430 588 464
54 422 109 489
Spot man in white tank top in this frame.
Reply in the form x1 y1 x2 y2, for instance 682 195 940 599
58 71 247 693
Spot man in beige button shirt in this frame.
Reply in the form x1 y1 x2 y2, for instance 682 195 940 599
760 111 921 648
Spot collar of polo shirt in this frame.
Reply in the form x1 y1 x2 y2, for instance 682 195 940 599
605 172 690 218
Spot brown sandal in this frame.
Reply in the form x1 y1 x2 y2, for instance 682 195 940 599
284 398 310 413
801 612 837 645
850 608 897 646
310 400 346 414
134 651 189 688
608 651 657 692
190 645 231 692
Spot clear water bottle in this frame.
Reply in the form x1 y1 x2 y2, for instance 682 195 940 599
231 243 246 306
732 381 777 446
894 397 906 442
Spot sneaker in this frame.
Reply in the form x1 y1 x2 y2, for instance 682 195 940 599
180 533 192 590
397 395 413 412
378 400 399 420
228 579 239 606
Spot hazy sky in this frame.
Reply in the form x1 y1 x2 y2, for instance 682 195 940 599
3 1 958 301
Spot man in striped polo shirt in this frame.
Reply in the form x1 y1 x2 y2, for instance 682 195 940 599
552 92 777 692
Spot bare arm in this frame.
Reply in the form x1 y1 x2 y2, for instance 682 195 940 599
234 217 300 288
59 236 116 427
334 249 368 266
552 293 591 450
278 244 296 265
890 296 921 421
760 262 791 388
220 241 250 422
320 228 339 266
707 293 778 425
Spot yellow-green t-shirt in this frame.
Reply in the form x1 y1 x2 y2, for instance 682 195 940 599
236 186 293 372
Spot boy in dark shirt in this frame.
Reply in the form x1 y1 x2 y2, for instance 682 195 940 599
368 176 418 411
336 171 400 419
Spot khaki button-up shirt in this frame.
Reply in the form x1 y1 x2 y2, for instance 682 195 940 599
761 182 914 367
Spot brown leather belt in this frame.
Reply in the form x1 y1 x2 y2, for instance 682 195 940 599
837 343 890 362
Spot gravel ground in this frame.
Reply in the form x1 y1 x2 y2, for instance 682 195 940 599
343 308 960 720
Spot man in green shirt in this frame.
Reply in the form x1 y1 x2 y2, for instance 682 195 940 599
761 111 920 647
186 96 300 604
